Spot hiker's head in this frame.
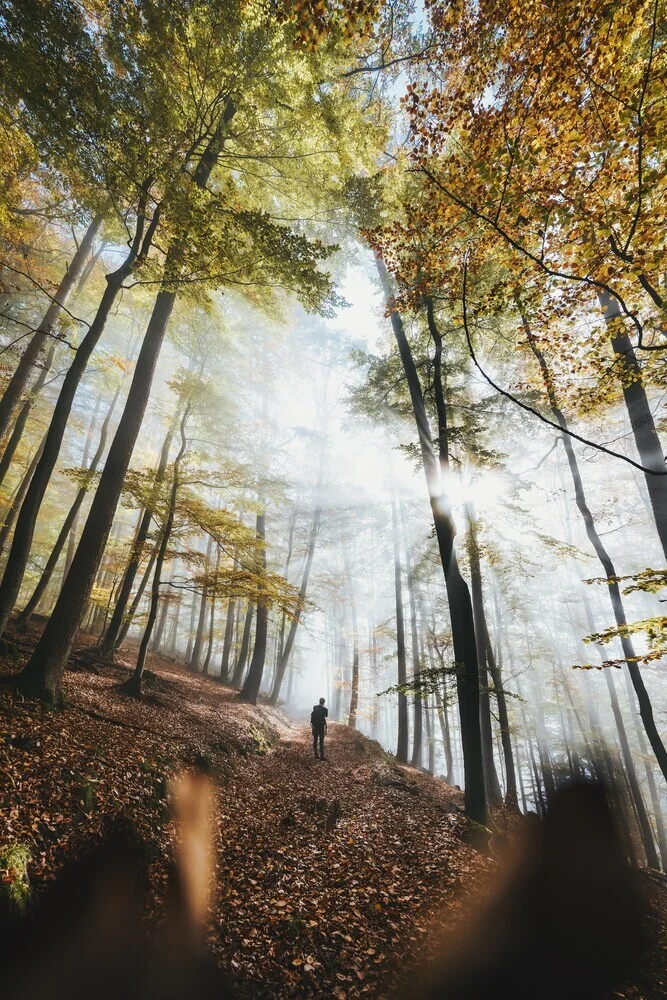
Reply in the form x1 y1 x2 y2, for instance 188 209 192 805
319 697 325 705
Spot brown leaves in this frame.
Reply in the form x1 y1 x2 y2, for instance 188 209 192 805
0 644 483 998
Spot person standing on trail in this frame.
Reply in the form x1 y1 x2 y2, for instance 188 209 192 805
311 697 328 760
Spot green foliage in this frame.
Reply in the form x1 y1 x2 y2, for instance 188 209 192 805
0 841 31 916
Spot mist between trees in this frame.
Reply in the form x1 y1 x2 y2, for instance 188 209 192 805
0 0 666 863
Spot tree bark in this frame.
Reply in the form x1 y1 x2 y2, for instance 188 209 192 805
0 189 156 638
0 213 103 441
191 534 214 670
203 546 221 675
376 256 486 824
391 496 409 762
0 342 57 491
0 432 47 560
241 512 267 705
100 419 177 656
465 510 503 807
17 103 235 700
269 507 320 705
17 387 121 625
401 505 423 768
348 585 360 730
126 406 190 696
599 291 667 560
526 322 667 784
232 602 253 688
219 597 236 682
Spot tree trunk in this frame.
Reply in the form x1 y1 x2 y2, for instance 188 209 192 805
151 584 171 653
203 546 221 675
191 534 214 670
489 590 518 807
219 598 236 682
465 510 503 807
17 105 235 700
578 580 663 868
348 586 360 730
101 420 177 656
391 496 409 762
604 667 660 868
401 505 423 767
126 406 190 696
0 431 47 560
599 291 667 561
526 324 667 785
232 602 253 688
117 549 158 648
424 691 435 774
17 387 121 625
0 190 156 638
375 258 485 823
0 342 57 491
269 507 321 705
241 513 268 704
0 214 103 441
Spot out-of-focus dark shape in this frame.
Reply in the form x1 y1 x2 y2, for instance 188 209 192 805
406 777 645 999
0 771 230 1000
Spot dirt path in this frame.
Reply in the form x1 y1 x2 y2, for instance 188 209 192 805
211 723 479 997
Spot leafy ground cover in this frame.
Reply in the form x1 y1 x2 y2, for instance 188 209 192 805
0 630 665 998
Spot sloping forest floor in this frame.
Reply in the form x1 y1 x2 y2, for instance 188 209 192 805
0 626 666 998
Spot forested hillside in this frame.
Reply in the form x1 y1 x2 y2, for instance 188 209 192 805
1 0 667 994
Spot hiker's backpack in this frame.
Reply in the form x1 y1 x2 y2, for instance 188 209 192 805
311 705 326 727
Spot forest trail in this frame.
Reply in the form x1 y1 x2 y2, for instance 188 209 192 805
2 637 667 998
0 636 482 998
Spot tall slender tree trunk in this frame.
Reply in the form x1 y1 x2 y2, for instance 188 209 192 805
0 343 57 491
0 214 103 441
604 667 660 868
101 420 177 656
168 595 182 658
219 597 236 682
269 507 321 705
401 507 423 767
348 586 360 730
241 512 268 705
191 534 214 670
117 549 157 648
0 190 156 638
376 272 487 825
0 431 48 560
391 496 409 762
232 603 253 688
17 104 235 700
598 291 667 560
17 387 121 625
578 580 663 868
374 262 485 823
424 691 435 775
203 546 220 676
429 632 455 783
489 591 518 807
126 406 190 696
151 584 171 653
526 323 667 785
465 510 502 806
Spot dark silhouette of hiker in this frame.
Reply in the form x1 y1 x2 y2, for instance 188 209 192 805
310 697 328 759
